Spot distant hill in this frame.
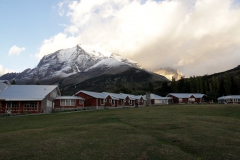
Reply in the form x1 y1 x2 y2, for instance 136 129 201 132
209 65 240 79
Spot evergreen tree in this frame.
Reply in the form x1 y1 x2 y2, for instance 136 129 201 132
160 82 171 96
204 80 208 94
195 77 200 93
184 78 191 92
189 76 196 93
238 78 240 94
218 79 225 96
148 82 154 93
224 73 231 95
211 76 219 101
198 76 203 93
230 76 239 94
171 77 178 92
178 77 186 92
11 79 16 85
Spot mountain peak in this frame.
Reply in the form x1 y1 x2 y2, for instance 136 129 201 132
2 45 140 83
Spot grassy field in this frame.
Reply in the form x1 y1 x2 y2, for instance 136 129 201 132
1 104 240 160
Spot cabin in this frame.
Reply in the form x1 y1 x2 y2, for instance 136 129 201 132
102 92 146 107
0 85 60 115
74 90 118 109
134 95 147 107
119 93 138 107
54 96 85 110
167 93 205 104
217 95 240 104
144 93 172 106
103 92 127 107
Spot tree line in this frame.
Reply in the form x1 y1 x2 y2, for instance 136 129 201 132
156 73 240 102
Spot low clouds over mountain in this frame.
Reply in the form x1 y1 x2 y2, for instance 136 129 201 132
35 0 240 77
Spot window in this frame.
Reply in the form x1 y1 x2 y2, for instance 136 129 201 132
189 98 195 101
0 103 3 111
100 99 105 105
60 99 75 106
24 102 37 110
155 100 163 104
179 98 182 102
109 99 112 103
112 100 115 104
79 100 83 105
129 100 132 104
6 102 19 111
12 103 18 111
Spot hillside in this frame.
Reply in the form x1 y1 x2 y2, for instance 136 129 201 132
60 67 168 95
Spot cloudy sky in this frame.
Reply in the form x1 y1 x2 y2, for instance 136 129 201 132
1 0 240 77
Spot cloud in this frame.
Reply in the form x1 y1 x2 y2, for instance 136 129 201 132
37 0 240 76
8 45 26 56
36 33 77 59
0 65 14 76
154 67 184 80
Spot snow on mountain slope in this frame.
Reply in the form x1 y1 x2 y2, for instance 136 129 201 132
86 58 129 71
1 45 140 83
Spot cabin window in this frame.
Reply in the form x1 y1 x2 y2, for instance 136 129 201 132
129 100 132 104
24 102 37 110
60 99 75 106
6 102 19 110
179 98 182 102
109 99 112 103
12 103 18 111
189 98 195 101
100 99 105 105
0 103 3 111
79 100 83 105
112 100 115 104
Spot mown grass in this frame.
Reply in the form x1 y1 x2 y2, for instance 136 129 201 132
0 104 240 160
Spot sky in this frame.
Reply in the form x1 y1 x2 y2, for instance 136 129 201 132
0 0 240 77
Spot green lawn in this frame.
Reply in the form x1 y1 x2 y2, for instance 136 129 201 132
1 104 240 160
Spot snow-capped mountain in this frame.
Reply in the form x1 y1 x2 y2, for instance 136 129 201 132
37 44 139 78
0 45 141 84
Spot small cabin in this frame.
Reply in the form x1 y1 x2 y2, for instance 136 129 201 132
144 93 172 106
167 93 205 104
74 90 118 109
217 95 240 104
0 85 60 115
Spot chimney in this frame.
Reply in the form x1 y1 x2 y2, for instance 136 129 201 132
146 92 151 106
